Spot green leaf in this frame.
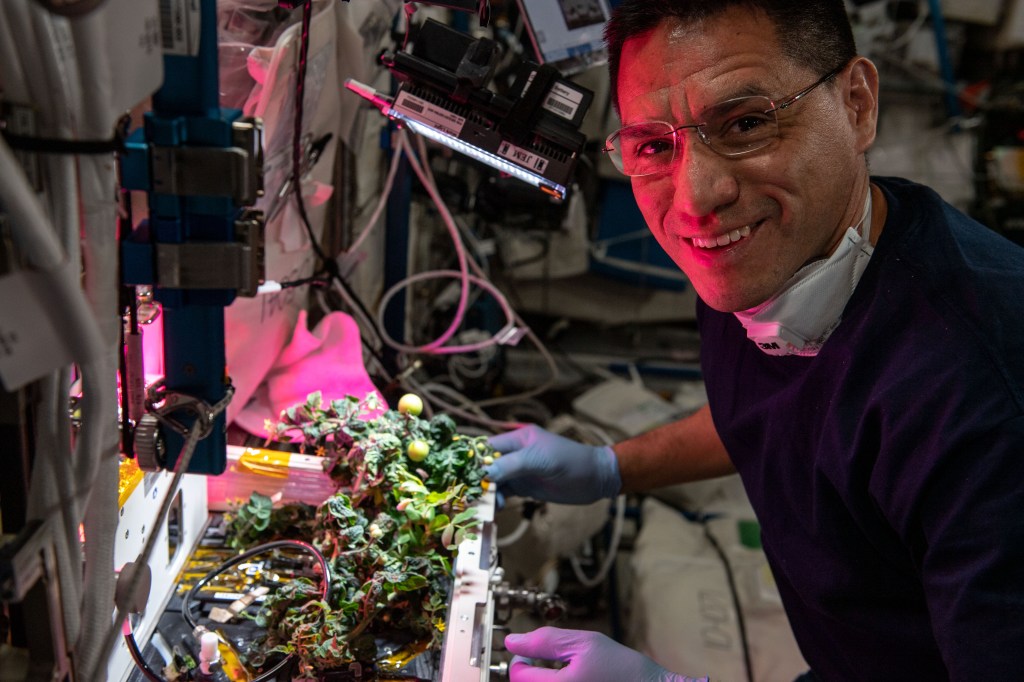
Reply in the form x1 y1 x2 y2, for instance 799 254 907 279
390 574 428 592
451 508 477 525
429 414 457 442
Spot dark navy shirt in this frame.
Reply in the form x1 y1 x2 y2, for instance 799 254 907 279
698 177 1024 679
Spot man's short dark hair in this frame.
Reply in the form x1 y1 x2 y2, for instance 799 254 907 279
604 0 857 112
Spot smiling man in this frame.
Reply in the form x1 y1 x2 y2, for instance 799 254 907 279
614 6 876 318
486 1 1024 680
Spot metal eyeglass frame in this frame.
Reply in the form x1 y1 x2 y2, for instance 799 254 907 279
603 61 849 176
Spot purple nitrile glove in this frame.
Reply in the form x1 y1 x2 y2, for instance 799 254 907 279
485 425 621 505
505 627 709 682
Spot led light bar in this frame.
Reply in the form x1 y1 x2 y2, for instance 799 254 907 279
402 119 566 199
345 78 567 200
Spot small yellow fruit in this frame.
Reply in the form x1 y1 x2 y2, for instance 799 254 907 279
397 393 424 416
407 440 430 462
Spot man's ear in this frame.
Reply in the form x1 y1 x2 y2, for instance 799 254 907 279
845 57 879 153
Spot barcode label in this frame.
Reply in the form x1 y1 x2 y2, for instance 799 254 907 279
542 82 584 121
157 0 200 56
393 91 466 137
401 99 424 114
158 0 174 50
544 97 575 116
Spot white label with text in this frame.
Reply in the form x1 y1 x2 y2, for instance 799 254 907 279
542 82 584 120
393 92 466 137
158 0 201 56
497 141 549 173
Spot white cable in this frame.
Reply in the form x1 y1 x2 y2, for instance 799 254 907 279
342 128 485 358
562 420 627 589
389 131 563 408
448 345 494 388
70 8 124 674
377 269 519 354
346 137 404 254
5 2 92 657
440 236 563 406
257 280 284 295
0 65 104 677
0 80 109 499
3 6 144 678
570 494 627 588
329 277 388 357
469 323 561 410
347 122 562 421
0 4 30 104
453 214 493 278
417 381 491 420
406 376 522 432
328 282 393 384
496 517 531 547
394 130 472 351
75 220 120 682
378 133 557 384
27 371 84 651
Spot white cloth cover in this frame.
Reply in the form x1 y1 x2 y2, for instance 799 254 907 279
629 491 808 681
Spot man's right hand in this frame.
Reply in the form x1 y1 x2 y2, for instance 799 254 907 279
485 425 622 505
505 627 709 682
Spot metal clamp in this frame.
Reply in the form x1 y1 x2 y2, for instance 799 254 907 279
152 392 215 440
492 582 566 623
135 384 235 472
150 117 264 205
153 207 265 294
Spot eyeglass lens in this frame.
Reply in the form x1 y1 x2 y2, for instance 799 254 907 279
611 95 778 176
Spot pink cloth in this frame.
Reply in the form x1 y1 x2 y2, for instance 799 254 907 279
232 309 386 437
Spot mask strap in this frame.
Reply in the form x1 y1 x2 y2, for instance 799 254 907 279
853 187 872 241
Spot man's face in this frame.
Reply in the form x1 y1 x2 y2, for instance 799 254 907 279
618 9 872 312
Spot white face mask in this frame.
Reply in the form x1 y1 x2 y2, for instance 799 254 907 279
734 191 874 357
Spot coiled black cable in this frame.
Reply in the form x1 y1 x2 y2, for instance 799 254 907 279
179 539 330 682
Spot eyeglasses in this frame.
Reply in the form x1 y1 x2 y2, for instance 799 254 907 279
603 63 847 177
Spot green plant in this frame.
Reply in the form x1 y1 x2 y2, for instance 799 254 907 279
227 492 316 548
225 392 493 679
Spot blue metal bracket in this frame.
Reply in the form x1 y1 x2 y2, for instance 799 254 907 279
120 0 264 475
